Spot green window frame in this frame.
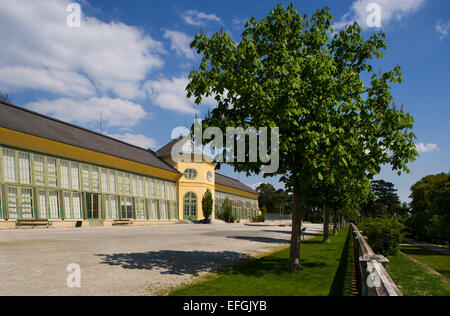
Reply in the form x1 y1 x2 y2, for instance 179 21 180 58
183 192 197 219
7 186 34 219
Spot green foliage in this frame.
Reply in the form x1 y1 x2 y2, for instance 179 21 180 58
406 173 450 246
261 205 268 219
359 216 405 256
361 180 405 217
256 183 292 214
218 197 235 223
252 215 265 223
201 189 213 220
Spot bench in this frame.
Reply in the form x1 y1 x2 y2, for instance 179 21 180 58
16 220 50 228
112 219 132 226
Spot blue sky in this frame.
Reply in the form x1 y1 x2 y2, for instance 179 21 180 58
0 0 448 202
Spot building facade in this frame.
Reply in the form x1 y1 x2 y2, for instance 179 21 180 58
0 101 259 229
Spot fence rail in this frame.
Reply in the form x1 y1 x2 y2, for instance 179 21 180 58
351 223 402 296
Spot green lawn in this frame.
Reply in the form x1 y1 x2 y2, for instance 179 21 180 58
400 244 450 279
386 252 450 296
170 227 352 296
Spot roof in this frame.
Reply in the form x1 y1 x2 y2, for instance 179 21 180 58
156 137 186 158
215 172 258 196
0 100 179 174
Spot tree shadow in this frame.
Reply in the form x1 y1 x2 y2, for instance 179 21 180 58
263 230 322 237
329 230 354 296
227 235 289 244
95 250 250 275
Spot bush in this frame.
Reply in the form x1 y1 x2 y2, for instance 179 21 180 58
252 215 265 223
359 216 405 256
202 189 213 221
218 198 235 223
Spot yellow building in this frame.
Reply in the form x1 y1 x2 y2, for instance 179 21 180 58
0 100 259 229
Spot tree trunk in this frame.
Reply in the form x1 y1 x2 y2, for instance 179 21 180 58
323 201 329 242
333 212 338 235
290 176 302 271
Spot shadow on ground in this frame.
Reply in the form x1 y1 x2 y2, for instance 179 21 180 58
263 230 323 237
96 250 250 275
227 235 289 244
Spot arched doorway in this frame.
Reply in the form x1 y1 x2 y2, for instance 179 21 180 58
183 192 197 220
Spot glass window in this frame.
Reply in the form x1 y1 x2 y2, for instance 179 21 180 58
149 199 158 219
72 193 82 219
184 169 198 179
71 163 80 190
34 155 45 186
18 152 31 184
184 192 197 218
82 165 90 191
48 190 59 219
109 170 116 194
132 175 137 196
135 198 146 219
121 197 133 219
7 187 34 219
37 189 47 219
160 200 168 219
60 160 70 189
3 149 17 183
101 169 108 193
124 174 131 195
91 167 99 192
86 193 100 219
47 158 58 187
117 172 123 194
7 187 19 219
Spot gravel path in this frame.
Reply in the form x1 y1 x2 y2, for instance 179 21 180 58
0 223 322 296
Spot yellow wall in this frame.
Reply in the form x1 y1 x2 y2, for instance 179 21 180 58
175 160 216 220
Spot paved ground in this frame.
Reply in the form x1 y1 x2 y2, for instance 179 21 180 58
403 239 450 255
0 222 322 296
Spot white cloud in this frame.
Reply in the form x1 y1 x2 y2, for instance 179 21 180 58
107 133 157 150
334 0 426 29
416 143 439 153
26 97 148 128
436 20 450 40
163 29 196 60
144 75 217 114
0 0 164 99
182 10 222 26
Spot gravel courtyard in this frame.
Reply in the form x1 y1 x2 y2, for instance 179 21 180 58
0 222 322 296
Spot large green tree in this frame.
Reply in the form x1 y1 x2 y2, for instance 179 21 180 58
187 4 417 270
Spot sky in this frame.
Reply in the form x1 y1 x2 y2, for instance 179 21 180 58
0 0 448 203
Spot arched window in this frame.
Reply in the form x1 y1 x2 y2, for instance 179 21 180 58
184 169 198 179
183 192 197 219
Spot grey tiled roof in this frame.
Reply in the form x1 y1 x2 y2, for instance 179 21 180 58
0 101 179 174
215 173 258 195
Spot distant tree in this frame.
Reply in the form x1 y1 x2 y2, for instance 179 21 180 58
202 189 213 221
407 173 450 246
361 180 402 217
0 92 12 103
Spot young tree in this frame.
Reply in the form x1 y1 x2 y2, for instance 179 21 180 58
202 189 213 221
187 4 417 270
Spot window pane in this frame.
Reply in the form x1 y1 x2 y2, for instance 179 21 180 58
47 158 58 187
38 190 47 219
21 188 33 219
3 149 17 183
91 167 99 192
18 152 31 184
72 193 82 219
48 190 59 219
71 163 80 190
109 171 116 194
64 192 72 219
60 160 70 189
34 155 45 186
101 169 108 193
7 187 19 219
82 165 90 191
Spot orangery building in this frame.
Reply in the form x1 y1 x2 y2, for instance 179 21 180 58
0 100 259 229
